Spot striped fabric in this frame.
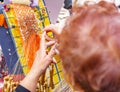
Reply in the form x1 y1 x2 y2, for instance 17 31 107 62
2 0 63 91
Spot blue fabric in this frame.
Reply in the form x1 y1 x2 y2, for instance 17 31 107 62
0 4 3 13
0 6 23 73
64 0 72 9
15 85 30 92
0 27 19 73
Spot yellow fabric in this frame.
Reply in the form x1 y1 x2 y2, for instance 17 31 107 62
3 1 63 91
0 14 8 28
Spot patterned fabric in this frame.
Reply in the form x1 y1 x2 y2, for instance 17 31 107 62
0 14 7 28
0 53 8 78
2 1 63 91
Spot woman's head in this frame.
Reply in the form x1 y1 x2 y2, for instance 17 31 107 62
59 1 120 92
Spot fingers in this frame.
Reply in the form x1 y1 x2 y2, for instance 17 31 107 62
41 44 57 68
40 31 46 52
47 43 57 59
41 31 46 43
45 34 56 41
44 44 57 66
43 24 60 36
37 31 59 64
55 48 60 55
52 57 57 64
41 31 57 49
36 31 47 57
46 41 56 47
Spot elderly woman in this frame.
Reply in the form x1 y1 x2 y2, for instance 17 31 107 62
15 1 120 92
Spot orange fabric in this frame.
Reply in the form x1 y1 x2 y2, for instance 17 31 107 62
0 14 4 26
3 20 8 28
0 14 8 28
24 32 40 69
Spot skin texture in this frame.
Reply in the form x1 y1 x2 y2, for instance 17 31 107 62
20 31 57 92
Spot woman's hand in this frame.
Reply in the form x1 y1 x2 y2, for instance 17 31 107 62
30 31 57 78
43 24 62 42
20 31 57 92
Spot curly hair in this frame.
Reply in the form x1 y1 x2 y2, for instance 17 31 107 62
59 1 120 92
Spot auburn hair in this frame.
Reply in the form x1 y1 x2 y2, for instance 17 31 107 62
59 1 120 92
